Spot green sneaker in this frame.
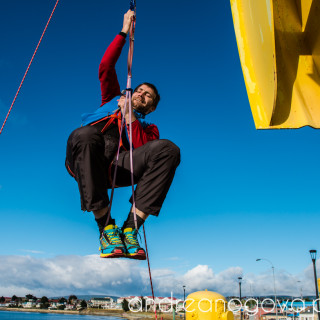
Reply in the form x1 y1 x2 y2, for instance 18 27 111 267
122 228 146 260
99 225 126 258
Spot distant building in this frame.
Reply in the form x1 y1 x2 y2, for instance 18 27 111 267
22 299 37 308
0 297 12 308
48 299 67 310
65 304 76 310
299 307 315 320
90 297 114 309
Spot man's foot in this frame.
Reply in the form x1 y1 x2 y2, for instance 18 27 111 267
122 228 146 260
100 225 126 258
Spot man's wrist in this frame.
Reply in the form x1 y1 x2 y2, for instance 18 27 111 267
119 31 127 38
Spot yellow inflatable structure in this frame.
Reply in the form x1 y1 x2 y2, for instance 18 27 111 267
230 0 320 129
186 290 234 320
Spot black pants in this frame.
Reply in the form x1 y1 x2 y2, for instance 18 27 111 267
65 125 180 216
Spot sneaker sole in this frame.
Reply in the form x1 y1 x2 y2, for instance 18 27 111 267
126 252 147 260
100 252 127 258
100 249 126 259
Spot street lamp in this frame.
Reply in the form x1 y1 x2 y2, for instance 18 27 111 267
297 280 302 300
309 250 320 320
256 258 278 320
248 280 253 298
183 285 186 320
238 277 243 320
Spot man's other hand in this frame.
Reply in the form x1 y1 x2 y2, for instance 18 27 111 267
121 10 135 34
118 95 137 124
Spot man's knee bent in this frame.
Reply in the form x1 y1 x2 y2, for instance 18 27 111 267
69 125 102 146
148 139 180 166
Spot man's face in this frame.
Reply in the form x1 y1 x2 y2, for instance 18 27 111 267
132 84 156 114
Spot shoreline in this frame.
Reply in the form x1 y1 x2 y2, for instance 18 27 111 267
0 307 175 319
0 307 80 315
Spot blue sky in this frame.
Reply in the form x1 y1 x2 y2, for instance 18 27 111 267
1 0 320 298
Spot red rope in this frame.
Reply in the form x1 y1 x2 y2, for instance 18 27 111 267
127 16 135 78
126 14 158 318
126 11 158 319
128 18 138 230
0 0 60 135
107 13 136 224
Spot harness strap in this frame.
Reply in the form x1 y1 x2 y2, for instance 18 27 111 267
89 112 120 127
117 111 125 150
101 116 118 133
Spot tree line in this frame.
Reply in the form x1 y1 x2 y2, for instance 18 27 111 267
0 294 87 310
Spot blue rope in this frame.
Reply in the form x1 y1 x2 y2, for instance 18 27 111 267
130 0 136 11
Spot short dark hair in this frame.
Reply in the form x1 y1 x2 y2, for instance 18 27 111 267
134 82 160 108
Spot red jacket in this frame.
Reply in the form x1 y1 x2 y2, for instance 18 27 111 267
98 34 159 149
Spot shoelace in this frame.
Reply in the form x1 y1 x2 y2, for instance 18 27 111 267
125 230 139 245
105 228 122 245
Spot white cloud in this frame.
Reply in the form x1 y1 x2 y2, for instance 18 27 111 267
0 255 144 297
165 257 181 261
0 255 318 298
20 250 45 254
182 265 243 295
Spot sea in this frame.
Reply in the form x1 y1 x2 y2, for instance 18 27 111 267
0 311 125 320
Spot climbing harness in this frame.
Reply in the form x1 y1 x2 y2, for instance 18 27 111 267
0 0 60 135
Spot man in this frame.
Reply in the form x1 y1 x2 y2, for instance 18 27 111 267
65 10 180 260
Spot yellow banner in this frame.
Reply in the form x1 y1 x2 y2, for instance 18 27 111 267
231 0 320 129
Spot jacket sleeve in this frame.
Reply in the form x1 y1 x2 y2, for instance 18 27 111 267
128 120 160 149
99 34 126 106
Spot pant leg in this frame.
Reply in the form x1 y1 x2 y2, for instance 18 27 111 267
65 125 111 211
113 139 180 216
